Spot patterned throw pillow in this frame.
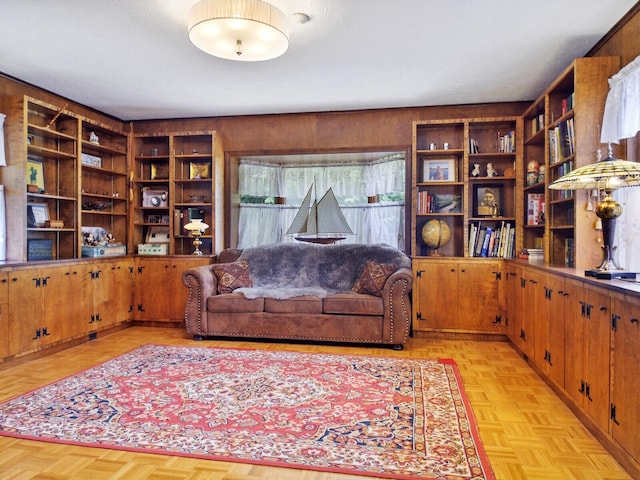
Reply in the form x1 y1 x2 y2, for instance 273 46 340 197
352 260 397 297
213 260 252 294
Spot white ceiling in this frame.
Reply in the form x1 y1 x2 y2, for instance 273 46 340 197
0 0 636 121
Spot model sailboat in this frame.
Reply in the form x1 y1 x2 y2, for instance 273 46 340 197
286 184 353 244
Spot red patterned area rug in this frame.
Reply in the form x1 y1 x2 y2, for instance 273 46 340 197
0 345 494 480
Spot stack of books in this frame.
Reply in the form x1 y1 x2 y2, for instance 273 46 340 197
526 248 544 263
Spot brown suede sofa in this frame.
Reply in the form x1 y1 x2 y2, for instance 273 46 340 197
182 242 412 349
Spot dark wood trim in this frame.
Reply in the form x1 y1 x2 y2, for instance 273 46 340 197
586 2 640 57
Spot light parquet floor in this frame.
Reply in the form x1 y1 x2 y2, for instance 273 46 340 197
0 327 633 480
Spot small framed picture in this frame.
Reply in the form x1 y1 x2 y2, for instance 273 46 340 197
27 202 50 227
150 162 169 180
475 185 503 217
27 158 46 192
423 158 456 183
189 162 210 179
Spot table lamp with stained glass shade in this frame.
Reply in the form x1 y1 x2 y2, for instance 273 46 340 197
184 219 209 255
548 144 640 279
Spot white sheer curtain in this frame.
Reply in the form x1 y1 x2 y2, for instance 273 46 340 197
601 54 640 144
600 55 640 273
237 155 405 249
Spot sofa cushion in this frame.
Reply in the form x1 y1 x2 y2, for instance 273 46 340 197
213 260 252 293
323 292 384 315
352 260 397 297
264 296 323 314
207 293 264 313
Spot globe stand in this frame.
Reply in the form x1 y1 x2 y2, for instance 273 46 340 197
421 219 451 257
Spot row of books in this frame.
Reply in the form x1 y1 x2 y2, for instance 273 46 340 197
417 192 462 214
531 113 545 135
561 92 575 116
552 160 574 200
527 193 545 225
468 132 516 154
549 119 575 163
468 221 515 258
497 131 516 153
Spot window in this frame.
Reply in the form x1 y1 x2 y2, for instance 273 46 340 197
236 151 406 250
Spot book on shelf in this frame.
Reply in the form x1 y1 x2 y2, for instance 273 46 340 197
479 227 493 257
468 220 515 258
497 131 516 153
527 193 545 225
417 191 461 213
549 121 574 163
469 138 479 153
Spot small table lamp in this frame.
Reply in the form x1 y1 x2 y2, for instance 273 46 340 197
184 219 209 256
548 144 640 279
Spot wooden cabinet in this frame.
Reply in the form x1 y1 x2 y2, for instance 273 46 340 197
134 256 212 322
563 278 612 432
7 264 81 356
131 131 224 255
411 117 522 259
533 272 566 388
503 262 521 341
88 258 134 331
413 258 502 334
610 292 640 463
0 272 8 359
2 258 133 361
510 265 541 360
521 57 620 267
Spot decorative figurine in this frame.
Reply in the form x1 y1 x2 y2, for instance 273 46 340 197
486 162 498 177
527 159 540 185
471 163 481 177
89 131 99 144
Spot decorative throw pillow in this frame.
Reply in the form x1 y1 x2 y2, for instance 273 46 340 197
352 260 397 297
213 260 252 294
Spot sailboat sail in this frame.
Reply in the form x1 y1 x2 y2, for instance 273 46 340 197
286 185 352 243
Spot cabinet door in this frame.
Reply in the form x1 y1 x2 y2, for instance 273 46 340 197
94 259 133 329
611 293 640 463
457 261 502 333
60 262 93 338
136 257 211 322
583 285 612 432
564 278 587 409
536 273 565 387
413 260 459 331
7 266 74 355
564 280 612 432
0 272 8 359
109 259 133 326
508 265 525 346
519 267 541 359
8 268 45 355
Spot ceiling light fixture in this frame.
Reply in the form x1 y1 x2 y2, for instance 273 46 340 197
188 0 290 61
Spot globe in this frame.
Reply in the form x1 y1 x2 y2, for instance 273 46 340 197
421 219 451 256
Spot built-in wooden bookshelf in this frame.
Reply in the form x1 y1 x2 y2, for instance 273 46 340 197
411 117 523 259
131 131 224 255
521 56 620 268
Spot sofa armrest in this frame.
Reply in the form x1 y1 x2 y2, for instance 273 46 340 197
381 267 413 347
182 264 218 335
